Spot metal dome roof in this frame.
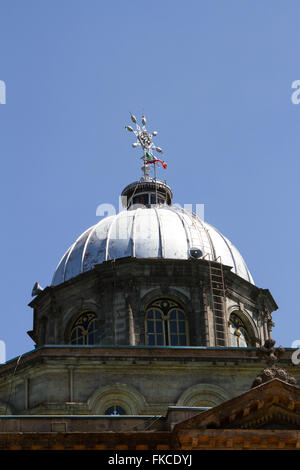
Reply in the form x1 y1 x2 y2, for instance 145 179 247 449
52 205 254 286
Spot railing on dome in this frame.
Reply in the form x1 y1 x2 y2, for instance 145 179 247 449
121 179 173 210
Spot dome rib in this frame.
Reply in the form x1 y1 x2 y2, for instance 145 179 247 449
200 220 217 260
211 225 238 274
81 223 98 274
105 215 116 261
52 244 73 286
171 207 190 256
52 206 254 286
131 207 139 258
63 227 93 282
153 207 163 258
61 241 76 284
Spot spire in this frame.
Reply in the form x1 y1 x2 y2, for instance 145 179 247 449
125 113 167 181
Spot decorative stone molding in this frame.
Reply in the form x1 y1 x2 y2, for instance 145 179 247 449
87 383 148 415
252 339 297 388
177 384 229 407
140 288 190 309
228 308 258 345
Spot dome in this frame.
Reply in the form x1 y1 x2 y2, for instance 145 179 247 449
52 205 254 286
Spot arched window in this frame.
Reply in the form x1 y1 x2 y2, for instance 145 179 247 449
229 313 250 347
70 311 100 345
145 299 188 346
104 405 127 416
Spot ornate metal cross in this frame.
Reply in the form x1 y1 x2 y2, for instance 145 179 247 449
125 114 166 179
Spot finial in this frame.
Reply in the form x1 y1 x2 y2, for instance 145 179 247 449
125 113 167 179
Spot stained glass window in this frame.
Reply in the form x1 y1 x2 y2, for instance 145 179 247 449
70 311 100 345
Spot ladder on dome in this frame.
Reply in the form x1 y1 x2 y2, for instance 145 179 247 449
184 212 227 346
206 256 227 347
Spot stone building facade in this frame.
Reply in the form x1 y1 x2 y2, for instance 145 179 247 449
0 172 298 450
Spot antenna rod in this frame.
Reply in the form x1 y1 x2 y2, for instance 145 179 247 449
154 163 157 204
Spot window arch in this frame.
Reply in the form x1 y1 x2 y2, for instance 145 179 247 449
88 384 147 415
229 313 251 347
145 298 188 346
177 384 229 407
69 311 100 345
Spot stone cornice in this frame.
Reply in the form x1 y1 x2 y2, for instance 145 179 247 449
0 346 297 377
29 257 274 309
173 379 300 433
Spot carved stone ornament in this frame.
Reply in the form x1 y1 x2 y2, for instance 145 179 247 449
252 339 297 388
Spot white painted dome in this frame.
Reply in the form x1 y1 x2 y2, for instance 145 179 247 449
52 205 254 286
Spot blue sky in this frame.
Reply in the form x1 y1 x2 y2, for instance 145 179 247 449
0 0 300 360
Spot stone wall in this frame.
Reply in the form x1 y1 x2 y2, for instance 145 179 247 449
0 346 298 416
29 258 277 349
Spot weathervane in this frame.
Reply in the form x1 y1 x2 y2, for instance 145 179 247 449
125 113 167 179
